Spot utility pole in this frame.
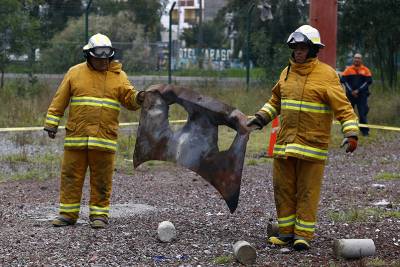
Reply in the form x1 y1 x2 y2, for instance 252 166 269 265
246 3 255 91
309 0 338 68
197 0 203 69
85 0 93 43
168 1 177 84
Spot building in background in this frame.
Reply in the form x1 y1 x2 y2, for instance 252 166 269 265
160 0 227 42
160 0 230 70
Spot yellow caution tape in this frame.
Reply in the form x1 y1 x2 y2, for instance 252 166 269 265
0 120 399 132
358 123 400 131
0 126 64 132
332 121 400 132
0 120 188 133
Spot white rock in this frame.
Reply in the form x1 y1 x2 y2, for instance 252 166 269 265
373 199 390 206
371 184 385 189
157 221 176 242
280 248 291 254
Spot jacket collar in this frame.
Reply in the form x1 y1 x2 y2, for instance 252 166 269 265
289 57 318 76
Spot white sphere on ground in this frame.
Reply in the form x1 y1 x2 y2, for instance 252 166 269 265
157 221 176 242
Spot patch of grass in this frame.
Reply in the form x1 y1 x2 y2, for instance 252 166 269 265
246 157 273 166
375 172 400 181
384 210 400 219
213 255 234 265
328 208 370 222
1 152 61 164
117 134 136 158
217 124 272 158
368 86 400 127
1 152 29 163
328 207 400 222
0 152 61 182
0 80 55 128
366 258 388 266
134 67 266 79
246 159 258 166
10 168 57 181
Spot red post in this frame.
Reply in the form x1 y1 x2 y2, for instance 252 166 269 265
267 117 279 157
309 0 338 68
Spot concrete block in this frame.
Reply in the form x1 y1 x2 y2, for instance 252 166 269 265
233 240 257 265
333 239 376 259
267 222 279 238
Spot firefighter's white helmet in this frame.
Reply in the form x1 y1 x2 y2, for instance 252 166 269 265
287 25 325 48
83 33 115 58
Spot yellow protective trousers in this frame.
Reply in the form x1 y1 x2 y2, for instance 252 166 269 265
272 157 325 241
58 149 115 221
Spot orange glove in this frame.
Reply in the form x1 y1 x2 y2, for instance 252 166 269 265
341 136 358 153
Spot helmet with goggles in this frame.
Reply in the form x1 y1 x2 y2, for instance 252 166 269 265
287 25 325 49
83 33 115 59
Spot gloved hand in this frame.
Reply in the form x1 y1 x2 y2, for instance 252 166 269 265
340 136 358 153
44 128 57 139
246 114 268 130
146 84 170 94
137 84 171 105
136 91 145 105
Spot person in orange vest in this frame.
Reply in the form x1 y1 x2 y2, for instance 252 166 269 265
247 25 359 250
44 33 145 229
340 53 373 136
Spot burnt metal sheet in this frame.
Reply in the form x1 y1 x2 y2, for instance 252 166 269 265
133 85 250 213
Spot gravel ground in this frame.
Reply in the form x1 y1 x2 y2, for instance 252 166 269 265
0 131 399 266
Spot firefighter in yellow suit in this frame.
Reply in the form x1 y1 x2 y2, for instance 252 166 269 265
44 33 145 229
247 25 359 250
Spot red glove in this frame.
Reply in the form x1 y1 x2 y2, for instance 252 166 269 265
341 136 358 153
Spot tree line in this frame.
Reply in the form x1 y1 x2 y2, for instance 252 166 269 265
1 0 399 89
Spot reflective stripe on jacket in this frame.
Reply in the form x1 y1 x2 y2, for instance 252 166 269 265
44 61 141 152
258 58 359 161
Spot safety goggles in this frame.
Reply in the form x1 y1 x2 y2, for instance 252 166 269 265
287 32 309 45
89 46 114 58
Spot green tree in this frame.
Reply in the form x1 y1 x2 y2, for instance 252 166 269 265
126 0 166 39
180 20 227 48
339 0 400 89
0 0 42 88
88 0 167 41
40 11 153 73
220 0 305 78
40 0 83 40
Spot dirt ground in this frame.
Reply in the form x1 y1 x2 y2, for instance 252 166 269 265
0 131 399 266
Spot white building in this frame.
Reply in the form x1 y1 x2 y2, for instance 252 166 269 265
160 0 227 42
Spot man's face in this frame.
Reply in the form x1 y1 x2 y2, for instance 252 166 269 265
353 56 362 67
293 43 309 64
89 57 109 71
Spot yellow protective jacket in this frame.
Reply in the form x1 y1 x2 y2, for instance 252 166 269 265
257 58 359 161
44 61 141 152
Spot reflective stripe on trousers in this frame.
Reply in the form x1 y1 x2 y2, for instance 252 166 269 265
58 149 115 220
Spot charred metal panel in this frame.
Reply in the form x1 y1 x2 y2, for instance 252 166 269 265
133 85 250 213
